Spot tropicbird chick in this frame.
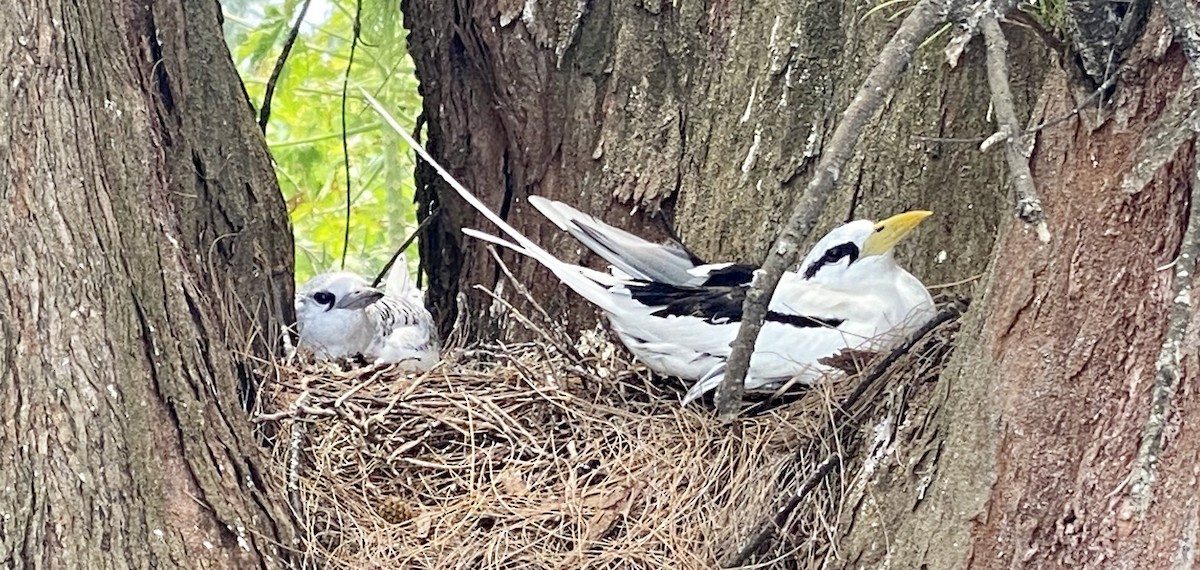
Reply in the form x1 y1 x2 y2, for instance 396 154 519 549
295 266 439 371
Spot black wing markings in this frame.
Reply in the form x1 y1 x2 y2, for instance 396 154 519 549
626 281 844 328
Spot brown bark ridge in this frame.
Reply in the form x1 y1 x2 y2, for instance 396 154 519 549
829 11 1200 569
0 0 296 566
405 0 1046 341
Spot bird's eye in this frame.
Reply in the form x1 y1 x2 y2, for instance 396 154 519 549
313 291 335 306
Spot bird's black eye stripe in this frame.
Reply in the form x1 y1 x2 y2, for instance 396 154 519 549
313 291 335 306
803 242 860 279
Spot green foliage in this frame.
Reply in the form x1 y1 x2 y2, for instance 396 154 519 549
222 0 422 283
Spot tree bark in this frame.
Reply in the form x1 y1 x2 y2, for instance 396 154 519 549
407 0 1199 568
0 0 296 566
832 13 1200 568
405 0 1044 339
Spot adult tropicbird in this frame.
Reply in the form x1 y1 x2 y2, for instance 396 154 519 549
356 92 933 403
295 257 440 371
462 201 935 404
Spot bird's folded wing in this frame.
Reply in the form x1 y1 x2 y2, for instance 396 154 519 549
529 196 704 285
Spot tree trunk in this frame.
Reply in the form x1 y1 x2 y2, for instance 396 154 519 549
0 0 296 566
405 0 1044 339
407 0 1199 568
833 13 1200 569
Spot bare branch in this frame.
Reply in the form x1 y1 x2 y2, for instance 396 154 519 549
258 0 315 133
339 0 366 270
371 208 440 288
1128 136 1200 519
714 0 954 418
981 16 1050 242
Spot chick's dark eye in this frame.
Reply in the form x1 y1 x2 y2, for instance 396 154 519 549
313 291 335 306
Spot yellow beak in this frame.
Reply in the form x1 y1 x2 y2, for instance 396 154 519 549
861 210 933 256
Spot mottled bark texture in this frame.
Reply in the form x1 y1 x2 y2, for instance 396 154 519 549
407 0 1198 567
828 12 1200 570
0 0 296 567
405 0 1044 339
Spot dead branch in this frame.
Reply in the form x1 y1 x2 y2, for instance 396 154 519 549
371 208 440 288
1128 137 1200 519
981 16 1051 243
715 0 955 418
258 0 315 132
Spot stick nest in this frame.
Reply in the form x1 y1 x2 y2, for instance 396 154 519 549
258 307 964 569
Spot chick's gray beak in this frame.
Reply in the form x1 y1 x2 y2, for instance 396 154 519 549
336 288 385 310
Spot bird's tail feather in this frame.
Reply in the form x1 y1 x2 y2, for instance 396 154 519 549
681 362 727 405
359 90 630 316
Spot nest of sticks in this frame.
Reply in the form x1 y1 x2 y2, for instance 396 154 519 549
256 300 966 569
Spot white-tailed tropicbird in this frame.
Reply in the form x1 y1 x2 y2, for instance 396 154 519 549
294 257 440 371
355 90 933 404
460 202 935 404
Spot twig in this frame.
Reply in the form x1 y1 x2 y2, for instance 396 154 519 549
287 390 310 518
371 208 440 288
258 0 314 133
1026 73 1117 134
725 453 841 567
981 15 1050 243
469 280 601 387
909 75 1119 148
835 300 967 421
927 272 986 289
1127 136 1200 519
716 0 955 418
338 0 365 269
479 244 590 367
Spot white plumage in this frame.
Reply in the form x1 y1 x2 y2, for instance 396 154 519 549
358 93 933 404
462 202 935 404
294 257 439 371
527 196 743 287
